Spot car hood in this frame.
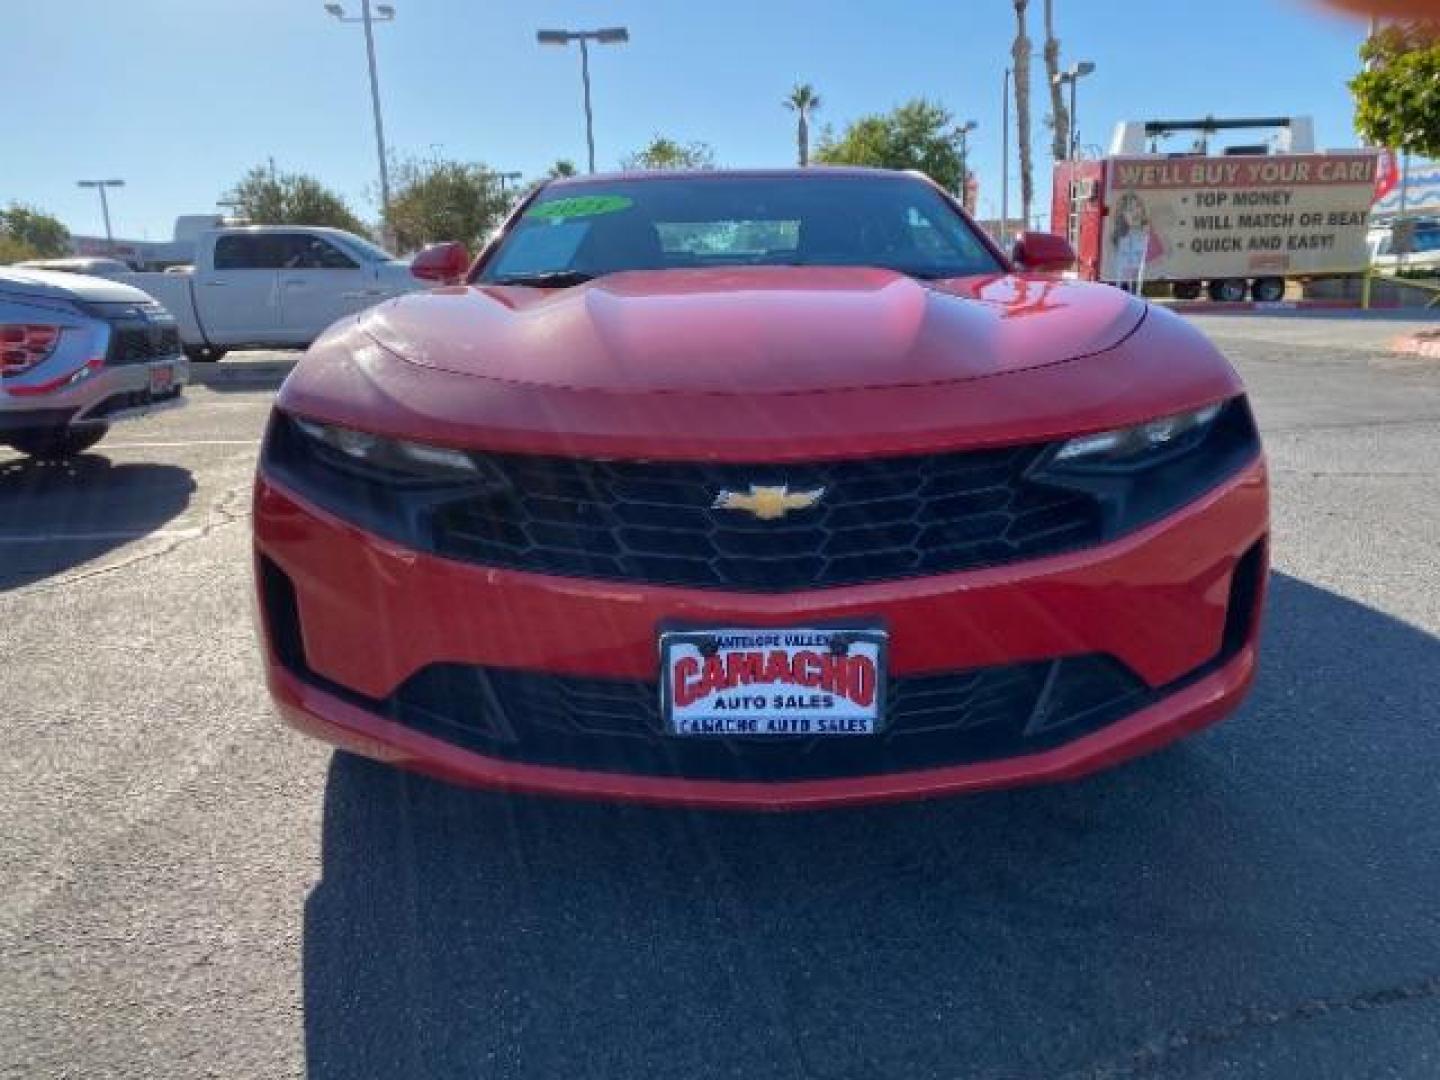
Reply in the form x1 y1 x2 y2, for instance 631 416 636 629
284 283 1241 461
358 267 1146 394
0 267 155 305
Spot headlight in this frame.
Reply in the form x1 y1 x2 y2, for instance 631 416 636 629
1051 403 1223 467
290 416 481 481
1033 397 1261 535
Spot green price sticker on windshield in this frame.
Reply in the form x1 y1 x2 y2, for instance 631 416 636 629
527 195 633 221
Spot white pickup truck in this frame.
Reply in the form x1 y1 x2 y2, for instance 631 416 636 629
116 226 424 362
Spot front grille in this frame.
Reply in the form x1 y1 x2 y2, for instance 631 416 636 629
105 308 181 371
107 323 181 366
431 448 1102 591
265 414 1104 592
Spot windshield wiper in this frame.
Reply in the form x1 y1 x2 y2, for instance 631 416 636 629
490 270 597 288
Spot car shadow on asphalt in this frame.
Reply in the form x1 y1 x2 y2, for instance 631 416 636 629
0 454 195 590
302 572 1440 1080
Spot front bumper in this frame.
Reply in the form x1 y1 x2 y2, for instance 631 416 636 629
254 452 1269 808
0 354 189 432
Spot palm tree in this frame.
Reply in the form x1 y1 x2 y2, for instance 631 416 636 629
1043 0 1069 161
785 84 822 167
1011 1 1034 226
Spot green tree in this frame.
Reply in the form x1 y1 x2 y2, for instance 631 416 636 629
1042 0 1069 161
229 166 370 235
0 203 71 261
620 136 716 171
387 158 512 253
547 159 579 179
784 83 822 167
814 99 966 192
1351 23 1440 159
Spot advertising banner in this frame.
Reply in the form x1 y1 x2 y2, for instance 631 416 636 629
1100 152 1378 283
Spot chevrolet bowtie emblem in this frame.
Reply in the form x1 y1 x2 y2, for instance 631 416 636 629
711 484 826 521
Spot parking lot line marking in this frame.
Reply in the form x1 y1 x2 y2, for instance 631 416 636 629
0 527 205 544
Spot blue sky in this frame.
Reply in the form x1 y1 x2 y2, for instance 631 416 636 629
5 0 1368 241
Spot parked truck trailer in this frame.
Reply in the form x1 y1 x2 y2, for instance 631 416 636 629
1052 116 1379 302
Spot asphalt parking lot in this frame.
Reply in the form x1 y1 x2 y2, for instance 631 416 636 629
3 313 1440 1079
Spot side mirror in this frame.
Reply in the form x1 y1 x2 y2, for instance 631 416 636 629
1010 231 1076 274
410 241 471 284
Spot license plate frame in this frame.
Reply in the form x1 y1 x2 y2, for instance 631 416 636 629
659 626 889 738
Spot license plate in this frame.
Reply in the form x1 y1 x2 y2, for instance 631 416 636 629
660 627 887 737
148 364 175 395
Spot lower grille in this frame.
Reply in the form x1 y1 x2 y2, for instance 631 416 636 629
382 656 1151 781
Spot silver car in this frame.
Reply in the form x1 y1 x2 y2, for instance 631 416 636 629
1 268 188 459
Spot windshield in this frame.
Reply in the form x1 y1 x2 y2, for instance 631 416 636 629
338 234 397 262
477 173 1001 284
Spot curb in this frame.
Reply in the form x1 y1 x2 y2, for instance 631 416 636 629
1161 300 1391 316
1391 332 1440 360
188 360 296 388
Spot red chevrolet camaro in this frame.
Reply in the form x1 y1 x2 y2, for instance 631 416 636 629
253 168 1268 809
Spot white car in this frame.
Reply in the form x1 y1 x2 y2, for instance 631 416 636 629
115 226 426 362
1369 218 1440 276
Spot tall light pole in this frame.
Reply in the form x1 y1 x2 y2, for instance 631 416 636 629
536 27 630 173
1001 68 1011 243
324 2 396 238
77 179 124 254
954 121 978 211
1051 61 1096 159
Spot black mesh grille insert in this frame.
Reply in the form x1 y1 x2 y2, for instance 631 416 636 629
381 656 1150 781
428 448 1102 591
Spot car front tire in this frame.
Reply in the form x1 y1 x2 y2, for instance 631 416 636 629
6 425 110 460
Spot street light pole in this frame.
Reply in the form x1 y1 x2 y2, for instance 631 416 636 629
1052 61 1096 160
579 37 595 174
1001 68 1011 243
77 179 124 254
325 2 396 238
537 27 630 173
1068 75 1079 159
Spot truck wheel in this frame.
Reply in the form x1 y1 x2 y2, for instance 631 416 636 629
1208 279 1248 303
184 346 226 363
1251 277 1286 303
1171 281 1203 301
7 425 110 460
